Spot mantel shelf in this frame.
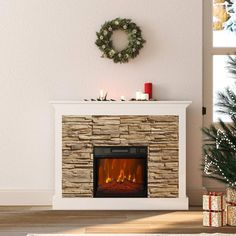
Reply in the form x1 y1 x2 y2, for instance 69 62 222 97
50 100 192 105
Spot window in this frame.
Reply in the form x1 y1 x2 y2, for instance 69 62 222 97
213 55 234 122
213 0 236 47
204 0 236 125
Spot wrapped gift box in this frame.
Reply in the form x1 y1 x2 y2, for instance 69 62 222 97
203 192 226 211
203 211 226 227
226 188 236 204
227 205 236 226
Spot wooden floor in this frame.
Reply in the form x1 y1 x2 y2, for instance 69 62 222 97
0 206 235 236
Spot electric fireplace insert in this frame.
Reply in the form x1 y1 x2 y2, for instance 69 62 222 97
93 146 147 198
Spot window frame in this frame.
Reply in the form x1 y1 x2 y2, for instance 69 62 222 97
203 0 236 127
203 0 236 190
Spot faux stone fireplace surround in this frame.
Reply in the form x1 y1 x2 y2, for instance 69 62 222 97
51 101 191 210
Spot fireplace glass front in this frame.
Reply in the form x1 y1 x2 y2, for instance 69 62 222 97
93 146 147 198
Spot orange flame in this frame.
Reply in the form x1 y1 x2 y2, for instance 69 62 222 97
98 158 143 185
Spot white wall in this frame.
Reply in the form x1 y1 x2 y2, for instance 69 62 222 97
0 0 203 205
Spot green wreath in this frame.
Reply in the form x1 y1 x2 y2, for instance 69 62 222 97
95 18 146 63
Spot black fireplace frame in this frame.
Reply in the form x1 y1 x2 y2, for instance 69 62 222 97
93 146 148 198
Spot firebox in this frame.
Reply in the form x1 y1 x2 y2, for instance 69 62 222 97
93 146 147 198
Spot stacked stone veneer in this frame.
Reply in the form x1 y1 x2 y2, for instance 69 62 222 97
62 115 179 198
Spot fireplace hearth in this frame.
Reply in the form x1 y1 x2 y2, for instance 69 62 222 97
93 146 147 198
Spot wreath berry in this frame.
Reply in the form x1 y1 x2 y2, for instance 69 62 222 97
95 18 146 63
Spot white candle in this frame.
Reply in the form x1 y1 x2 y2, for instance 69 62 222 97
100 89 104 99
136 91 142 100
144 93 149 100
140 93 149 100
120 96 125 101
140 93 145 100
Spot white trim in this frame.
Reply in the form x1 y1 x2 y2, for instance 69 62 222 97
53 196 188 210
50 100 192 105
51 101 191 210
178 112 186 199
0 190 53 205
50 101 191 116
28 234 229 236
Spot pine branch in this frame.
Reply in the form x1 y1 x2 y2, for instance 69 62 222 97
217 88 236 116
202 55 236 187
225 55 236 78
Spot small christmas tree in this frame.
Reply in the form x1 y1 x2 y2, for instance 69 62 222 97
203 55 236 189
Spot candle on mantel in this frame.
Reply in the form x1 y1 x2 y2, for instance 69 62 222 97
120 96 125 101
141 93 149 100
144 82 152 99
136 91 142 100
100 89 105 99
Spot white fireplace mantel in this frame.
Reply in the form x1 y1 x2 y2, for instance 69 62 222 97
51 101 191 210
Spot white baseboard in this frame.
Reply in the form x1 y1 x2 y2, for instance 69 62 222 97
0 190 53 205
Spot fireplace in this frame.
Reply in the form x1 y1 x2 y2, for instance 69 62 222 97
93 146 147 198
52 101 190 210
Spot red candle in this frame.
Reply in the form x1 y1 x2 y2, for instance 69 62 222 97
144 82 152 99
